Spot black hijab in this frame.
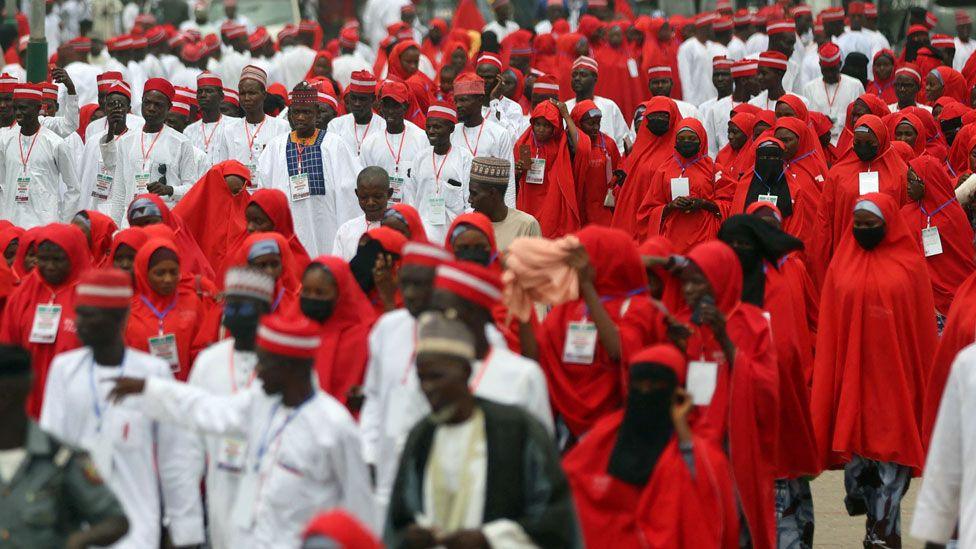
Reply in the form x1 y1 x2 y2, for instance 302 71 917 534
607 362 677 485
717 215 804 306
745 139 795 218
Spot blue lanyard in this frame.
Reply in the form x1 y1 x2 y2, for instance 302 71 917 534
139 295 177 334
752 169 784 194
254 393 315 470
919 197 956 220
89 353 125 432
582 287 646 318
788 150 814 166
271 288 284 312
946 161 957 178
673 153 703 175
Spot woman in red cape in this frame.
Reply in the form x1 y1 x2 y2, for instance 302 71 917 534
0 224 91 417
75 210 118 267
537 225 664 438
903 106 948 159
298 256 377 410
866 49 897 103
677 240 779 549
562 344 738 549
835 94 890 160
128 193 215 280
812 192 935 473
239 189 311 274
514 100 590 238
640 18 682 100
611 96 681 238
638 235 682 313
594 22 646 122
125 237 208 381
715 112 756 180
359 226 407 315
901 156 975 315
231 232 302 314
172 160 252 274
927 66 967 104
885 112 927 157
774 94 827 163
0 225 24 270
109 228 148 273
420 18 448 67
382 203 429 243
811 115 907 287
635 119 732 250
950 120 976 178
571 99 620 227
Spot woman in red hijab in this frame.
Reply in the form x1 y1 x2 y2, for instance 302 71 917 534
125 237 207 381
241 189 312 273
716 112 756 180
12 227 42 279
172 160 252 273
640 18 682 100
381 203 429 243
420 18 449 67
774 94 827 163
867 49 897 103
811 115 907 286
77 103 101 140
903 105 948 159
638 235 682 313
901 156 975 315
811 193 936 548
352 226 407 315
514 100 591 238
926 66 968 104
0 224 91 417
126 194 215 280
676 240 779 549
612 97 681 237
385 40 435 119
231 232 302 315
109 227 148 274
886 111 927 157
571 99 620 226
835 94 891 160
563 344 739 549
773 116 827 229
71 210 118 267
297 256 377 412
0 225 24 270
537 226 664 439
635 119 732 250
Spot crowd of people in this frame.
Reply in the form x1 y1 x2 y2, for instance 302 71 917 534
4 0 976 547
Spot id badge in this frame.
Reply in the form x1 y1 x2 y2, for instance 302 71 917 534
858 171 879 195
922 226 943 257
687 361 719 405
627 58 639 78
216 436 248 473
14 175 29 204
148 333 179 371
526 158 546 184
388 175 405 204
245 163 258 187
428 195 446 226
91 429 114 483
562 321 597 364
670 177 690 200
29 304 62 344
232 471 258 529
134 172 151 195
289 173 310 202
757 193 778 206
93 165 113 201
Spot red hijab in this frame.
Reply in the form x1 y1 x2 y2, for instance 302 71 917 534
129 193 215 280
386 203 429 243
612 96 681 237
514 100 591 238
886 112 927 157
109 228 149 266
78 103 100 140
420 18 448 67
775 95 827 165
126 237 206 380
811 192 936 476
571 99 621 227
903 106 949 159
835 94 891 159
867 49 897 103
245 189 312 272
172 160 252 273
0 224 91 417
12 227 42 279
81 210 118 267
715 112 756 179
304 50 333 81
930 66 967 104
0 226 24 274
902 156 975 314
230 232 302 314
775 116 828 183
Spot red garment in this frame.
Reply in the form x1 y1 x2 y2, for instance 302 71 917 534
387 203 429 242
612 97 681 238
903 106 949 159
835 94 891 161
229 232 302 315
775 95 828 165
12 227 42 280
304 50 333 81
244 189 312 272
563 411 738 549
949 124 976 176
0 226 24 280
514 101 591 238
386 40 434 126
171 160 251 274
635 119 733 251
302 256 377 408
0 224 91 417
810 115 908 287
83 211 118 267
449 0 485 32
931 66 967 104
125 238 206 381
901 156 975 314
867 50 897 104
715 113 756 180
420 19 449 68
537 226 663 437
133 193 215 280
811 192 936 475
109 228 149 265
593 31 646 122
571 100 620 226
640 18 682 100
532 34 559 77
637 235 682 313
78 103 100 140
885 112 927 157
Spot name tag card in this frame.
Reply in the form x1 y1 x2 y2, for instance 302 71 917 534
135 172 152 195
670 177 690 200
289 173 310 202
757 193 778 205
148 333 179 371
858 171 879 195
29 304 62 344
427 196 446 226
15 176 30 204
562 321 597 364
687 361 718 405
526 158 546 184
922 226 943 257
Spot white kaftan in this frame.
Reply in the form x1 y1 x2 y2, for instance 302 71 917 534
359 122 429 205
403 144 473 244
0 127 80 228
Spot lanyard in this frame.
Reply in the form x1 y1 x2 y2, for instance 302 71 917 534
673 153 702 176
271 287 284 312
752 169 785 194
18 132 38 173
432 149 449 193
228 350 257 394
468 348 494 392
462 122 485 156
201 116 222 152
822 80 841 108
581 287 646 317
140 130 163 169
919 196 956 224
89 355 125 432
946 161 957 178
354 120 372 153
384 130 406 172
244 118 267 160
255 394 315 470
139 295 177 335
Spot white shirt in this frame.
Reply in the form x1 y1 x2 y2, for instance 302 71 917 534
451 117 516 208
482 20 520 41
888 102 932 113
566 96 630 152
911 343 976 547
836 28 877 61
277 45 318 90
332 215 382 261
956 37 976 72
798 43 823 92
360 121 429 204
184 116 228 170
140 376 376 548
0 126 79 228
40 347 204 548
678 37 714 106
330 112 388 157
482 96 526 136
403 144 473 244
749 90 810 111
700 95 739 158
803 75 865 144
727 35 747 61
214 115 291 187
744 32 768 57
63 61 101 108
86 113 145 142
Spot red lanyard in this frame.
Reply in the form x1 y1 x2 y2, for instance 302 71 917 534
18 132 38 173
244 118 266 160
385 131 406 172
201 116 222 151
468 349 493 392
432 149 449 191
354 120 372 152
822 81 841 108
228 350 257 394
462 122 485 156
140 130 163 167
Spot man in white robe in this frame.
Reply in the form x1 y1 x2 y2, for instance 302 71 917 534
803 42 865 144
0 84 80 228
451 73 515 208
1 37 26 82
331 28 372 90
744 14 769 56
277 23 318 90
698 57 736 157
109 312 376 548
329 71 387 156
333 167 391 260
359 82 429 206
40 269 204 549
183 72 227 170
78 82 137 211
863 4 891 53
257 85 363 256
728 13 751 60
678 14 717 107
482 0 520 41
59 41 101 108
766 21 804 95
565 56 631 152
645 65 700 119
955 11 976 72
404 102 472 244
85 73 145 140
471 53 525 134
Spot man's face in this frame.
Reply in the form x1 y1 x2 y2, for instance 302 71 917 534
345 92 375 119
454 93 481 119
960 23 972 42
475 64 500 95
75 306 126 347
238 79 266 114
317 104 336 129
141 90 170 125
770 33 796 56
13 99 39 126
197 85 223 111
796 14 813 35
712 69 732 96
289 103 318 134
165 111 189 132
355 179 391 219
416 353 470 416
379 96 407 125
759 66 783 90
821 65 840 83
733 75 759 97
570 67 596 96
399 264 435 317
467 180 497 214
648 77 672 97
0 93 13 122
894 74 920 103
425 116 453 146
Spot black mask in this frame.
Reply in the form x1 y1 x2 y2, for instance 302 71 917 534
853 142 878 162
349 238 384 294
674 141 699 158
300 296 335 322
853 225 885 250
941 119 962 145
647 118 670 136
222 300 261 345
454 247 491 266
755 157 783 178
607 363 676 485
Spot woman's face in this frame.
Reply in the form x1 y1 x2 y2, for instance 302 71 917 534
301 266 338 300
313 56 332 78
678 262 713 310
452 227 492 257
873 55 893 81
113 243 137 273
894 121 918 147
907 166 925 201
225 175 246 195
925 73 944 102
400 46 420 75
753 122 771 140
36 241 70 286
728 122 747 150
249 252 283 281
245 203 274 234
773 128 800 160
3 238 17 267
850 99 871 125
531 118 555 142
774 102 796 119
147 257 179 296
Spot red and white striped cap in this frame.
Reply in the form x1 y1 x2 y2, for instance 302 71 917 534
427 100 457 123
865 3 878 17
925 11 938 29
249 30 271 50
733 9 751 25
751 12 767 25
167 33 187 47
403 242 453 267
697 11 719 25
131 36 148 49
317 91 338 111
532 74 560 95
758 50 789 70
791 4 812 16
197 71 222 88
256 314 321 359
931 34 955 48
766 20 796 35
731 59 758 77
115 36 134 50
277 24 299 41
75 268 133 309
712 55 733 70
170 101 190 116
0 73 17 94
223 87 239 106
572 55 599 74
434 261 502 309
819 42 841 67
348 70 377 94
146 27 167 45
476 52 503 70
12 84 43 102
646 65 673 78
105 81 132 100
895 64 922 84
222 23 247 39
820 7 845 22
713 17 733 31
174 86 196 106
957 10 972 26
40 82 57 101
